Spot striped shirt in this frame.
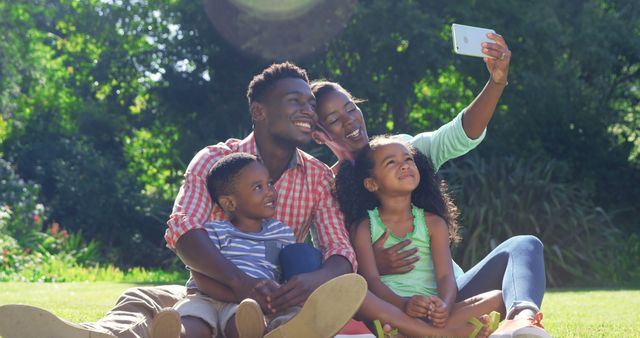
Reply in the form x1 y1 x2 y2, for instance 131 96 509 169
165 132 357 271
186 219 295 288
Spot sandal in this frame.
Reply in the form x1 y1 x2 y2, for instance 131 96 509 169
488 311 501 332
373 319 399 338
468 311 501 338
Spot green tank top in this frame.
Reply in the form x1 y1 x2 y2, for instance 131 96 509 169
368 205 464 298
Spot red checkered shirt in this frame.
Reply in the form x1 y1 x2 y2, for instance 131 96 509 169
165 132 357 271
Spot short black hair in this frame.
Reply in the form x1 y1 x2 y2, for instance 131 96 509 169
207 153 259 207
246 62 309 105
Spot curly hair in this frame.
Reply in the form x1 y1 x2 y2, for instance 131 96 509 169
246 62 309 105
335 136 460 243
207 152 258 207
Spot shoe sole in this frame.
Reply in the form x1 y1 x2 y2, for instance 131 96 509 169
149 308 182 338
264 273 367 338
0 304 115 338
236 299 265 338
490 326 552 338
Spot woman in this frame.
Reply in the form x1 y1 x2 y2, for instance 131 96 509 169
311 32 550 337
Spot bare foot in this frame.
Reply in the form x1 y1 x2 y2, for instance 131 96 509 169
453 314 491 338
375 321 401 338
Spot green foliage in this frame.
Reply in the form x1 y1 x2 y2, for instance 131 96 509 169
1 0 638 286
0 220 186 283
310 1 451 133
441 0 640 218
313 0 640 229
600 233 640 286
124 124 183 201
443 155 629 286
0 0 182 267
0 224 98 282
0 158 46 239
409 65 478 132
0 235 186 283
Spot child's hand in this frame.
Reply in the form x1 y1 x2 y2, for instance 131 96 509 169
253 279 281 313
404 295 430 318
426 295 450 328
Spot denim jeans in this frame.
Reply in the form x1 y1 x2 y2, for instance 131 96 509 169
278 243 323 282
455 235 546 319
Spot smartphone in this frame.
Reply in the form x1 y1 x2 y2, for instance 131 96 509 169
451 23 495 58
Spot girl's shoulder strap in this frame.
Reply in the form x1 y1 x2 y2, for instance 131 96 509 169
368 207 386 244
411 204 430 244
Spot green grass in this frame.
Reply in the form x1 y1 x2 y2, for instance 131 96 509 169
542 288 640 337
0 282 156 321
1 283 639 336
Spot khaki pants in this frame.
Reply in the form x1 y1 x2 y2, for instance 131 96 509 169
173 292 300 338
80 285 187 338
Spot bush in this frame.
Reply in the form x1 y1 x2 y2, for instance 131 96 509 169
0 158 47 239
0 230 186 283
442 155 626 287
3 130 173 267
0 223 184 283
0 157 110 280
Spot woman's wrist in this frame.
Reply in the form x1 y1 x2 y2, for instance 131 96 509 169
490 77 509 86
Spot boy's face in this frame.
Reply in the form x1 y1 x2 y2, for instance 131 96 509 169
230 161 278 220
259 77 318 147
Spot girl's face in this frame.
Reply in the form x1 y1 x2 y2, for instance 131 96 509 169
365 142 420 195
315 89 369 153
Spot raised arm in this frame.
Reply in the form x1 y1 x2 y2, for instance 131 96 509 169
461 32 511 139
404 33 511 171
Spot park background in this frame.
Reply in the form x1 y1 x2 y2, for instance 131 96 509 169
1 0 639 336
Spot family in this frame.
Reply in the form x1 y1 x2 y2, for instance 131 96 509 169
0 33 551 338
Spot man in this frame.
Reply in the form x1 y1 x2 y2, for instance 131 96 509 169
167 62 358 336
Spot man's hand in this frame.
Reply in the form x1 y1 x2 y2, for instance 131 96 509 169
373 229 420 275
404 295 430 318
426 295 451 328
267 272 323 314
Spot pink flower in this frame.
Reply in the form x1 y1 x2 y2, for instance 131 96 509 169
50 222 60 235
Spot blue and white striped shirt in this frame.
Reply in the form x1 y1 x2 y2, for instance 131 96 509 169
186 219 295 289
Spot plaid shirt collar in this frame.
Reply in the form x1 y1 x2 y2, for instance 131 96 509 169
237 132 303 170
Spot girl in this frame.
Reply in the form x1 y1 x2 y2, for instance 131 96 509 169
313 79 550 338
336 136 504 337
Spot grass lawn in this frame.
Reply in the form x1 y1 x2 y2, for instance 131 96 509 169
1 283 639 337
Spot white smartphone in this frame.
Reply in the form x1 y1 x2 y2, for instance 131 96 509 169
451 23 495 58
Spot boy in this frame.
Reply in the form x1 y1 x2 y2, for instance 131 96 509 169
175 152 366 338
